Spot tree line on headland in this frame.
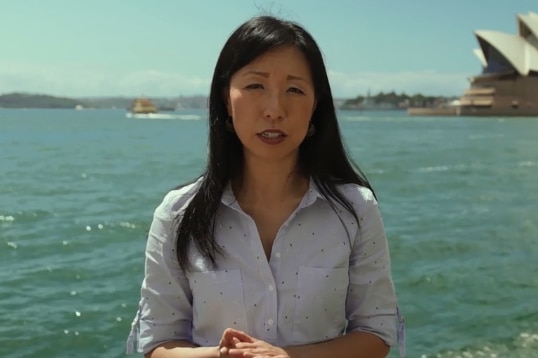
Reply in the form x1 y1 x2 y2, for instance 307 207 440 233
340 91 456 110
0 92 455 110
0 93 84 109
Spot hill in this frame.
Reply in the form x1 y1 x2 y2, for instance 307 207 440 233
0 93 83 109
0 93 208 110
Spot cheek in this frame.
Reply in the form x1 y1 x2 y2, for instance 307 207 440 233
228 90 252 116
295 104 315 125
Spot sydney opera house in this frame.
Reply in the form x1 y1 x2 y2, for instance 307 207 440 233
408 11 538 116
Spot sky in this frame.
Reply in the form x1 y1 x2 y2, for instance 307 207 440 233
1 0 537 98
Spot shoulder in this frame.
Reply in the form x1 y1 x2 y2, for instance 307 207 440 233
330 182 381 223
153 178 203 221
335 182 377 209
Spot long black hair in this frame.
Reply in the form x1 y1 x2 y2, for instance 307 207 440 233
176 15 375 271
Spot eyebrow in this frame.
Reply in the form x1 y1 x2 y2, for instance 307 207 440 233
242 70 310 83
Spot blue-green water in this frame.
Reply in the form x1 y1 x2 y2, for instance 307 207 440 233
1 109 537 358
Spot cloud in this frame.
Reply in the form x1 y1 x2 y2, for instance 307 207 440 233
114 70 210 96
0 63 210 97
0 62 472 98
328 70 472 98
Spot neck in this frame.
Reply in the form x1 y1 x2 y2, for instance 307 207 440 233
233 156 309 205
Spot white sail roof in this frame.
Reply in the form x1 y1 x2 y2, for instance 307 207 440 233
473 48 487 67
475 30 538 75
517 12 538 40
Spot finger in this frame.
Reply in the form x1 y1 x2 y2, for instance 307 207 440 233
234 342 256 349
225 328 255 343
226 348 248 356
220 328 238 347
224 348 248 358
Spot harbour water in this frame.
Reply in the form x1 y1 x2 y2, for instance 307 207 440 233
1 108 537 357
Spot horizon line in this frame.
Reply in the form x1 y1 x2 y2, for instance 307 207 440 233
0 91 460 99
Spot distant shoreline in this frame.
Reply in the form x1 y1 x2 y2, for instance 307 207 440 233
0 92 456 110
0 93 208 110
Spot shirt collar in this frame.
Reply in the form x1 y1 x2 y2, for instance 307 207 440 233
220 177 326 210
221 181 237 207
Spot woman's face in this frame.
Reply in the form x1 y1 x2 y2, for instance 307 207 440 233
226 45 316 165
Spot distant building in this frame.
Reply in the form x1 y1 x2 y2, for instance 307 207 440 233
409 11 538 116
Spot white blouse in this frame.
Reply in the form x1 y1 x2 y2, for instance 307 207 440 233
127 178 404 356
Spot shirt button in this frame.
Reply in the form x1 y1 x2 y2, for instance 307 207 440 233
275 252 281 258
268 285 274 291
267 319 274 325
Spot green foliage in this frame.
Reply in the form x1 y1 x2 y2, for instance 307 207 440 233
341 91 447 109
0 93 83 108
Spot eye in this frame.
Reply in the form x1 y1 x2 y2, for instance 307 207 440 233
288 87 305 94
245 83 263 89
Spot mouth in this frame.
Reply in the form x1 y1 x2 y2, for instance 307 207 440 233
258 130 286 138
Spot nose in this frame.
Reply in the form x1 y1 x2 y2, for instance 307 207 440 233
263 91 285 120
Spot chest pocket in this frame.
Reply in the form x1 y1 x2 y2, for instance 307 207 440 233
292 266 348 343
189 269 248 346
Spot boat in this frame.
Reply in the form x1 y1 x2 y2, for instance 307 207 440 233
128 97 157 115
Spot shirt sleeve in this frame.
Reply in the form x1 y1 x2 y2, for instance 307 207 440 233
132 193 194 354
345 188 398 346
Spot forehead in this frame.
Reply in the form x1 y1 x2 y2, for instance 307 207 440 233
239 45 311 74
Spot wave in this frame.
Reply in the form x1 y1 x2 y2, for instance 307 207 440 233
126 113 201 120
468 134 505 140
421 331 538 358
414 161 537 174
339 115 372 121
417 165 451 173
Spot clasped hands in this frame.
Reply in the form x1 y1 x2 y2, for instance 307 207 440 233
218 328 290 358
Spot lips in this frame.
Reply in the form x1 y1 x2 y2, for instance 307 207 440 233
258 130 286 138
257 130 287 144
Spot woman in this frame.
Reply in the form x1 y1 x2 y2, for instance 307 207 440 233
127 15 404 358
